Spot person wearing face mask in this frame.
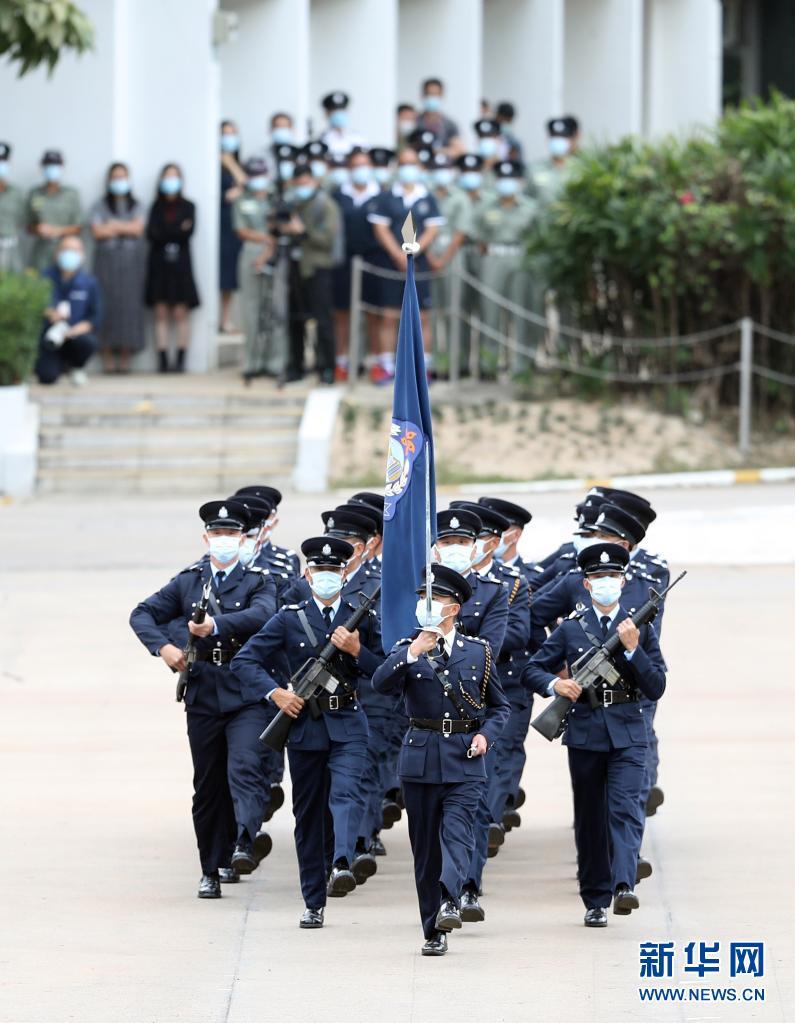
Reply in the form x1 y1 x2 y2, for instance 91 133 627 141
89 162 146 374
416 77 462 159
450 153 489 374
0 142 25 272
367 146 444 384
369 146 395 191
145 163 200 373
300 140 330 189
129 500 278 899
320 91 367 160
372 565 509 956
473 118 501 174
527 115 580 208
35 236 101 386
219 120 247 334
329 148 381 382
26 150 82 273
232 536 384 929
523 542 667 927
528 494 609 596
495 102 523 162
474 159 539 379
395 103 418 149
235 483 301 580
477 495 538 588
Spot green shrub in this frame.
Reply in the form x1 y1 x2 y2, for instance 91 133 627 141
0 271 49 385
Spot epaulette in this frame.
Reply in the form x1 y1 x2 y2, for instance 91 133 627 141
566 567 581 577
531 564 544 573
481 573 502 586
467 634 487 644
395 637 412 647
284 602 306 611
568 603 587 620
245 566 270 574
561 551 575 561
497 563 521 578
182 561 204 573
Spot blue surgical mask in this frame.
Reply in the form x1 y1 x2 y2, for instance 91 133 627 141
496 177 521 197
221 134 239 152
330 110 348 128
398 120 417 137
310 160 328 179
329 168 349 187
109 178 131 195
43 164 62 183
478 138 498 158
311 570 343 600
278 161 295 181
0 161 9 179
500 122 512 136
350 165 372 186
293 183 316 202
572 533 598 556
459 171 482 192
373 167 392 185
494 540 509 560
248 175 268 192
415 597 447 629
589 576 623 607
436 543 473 574
238 536 259 567
208 535 241 565
423 96 442 113
56 249 82 273
432 168 455 188
160 176 181 195
272 127 294 145
398 164 420 185
548 137 570 158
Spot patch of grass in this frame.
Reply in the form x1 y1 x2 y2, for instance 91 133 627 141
368 407 383 432
340 401 358 435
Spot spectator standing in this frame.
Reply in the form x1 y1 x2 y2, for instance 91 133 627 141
495 102 523 162
219 119 247 332
0 142 25 271
35 236 101 386
320 92 366 159
416 79 463 158
396 104 418 150
27 150 82 272
144 164 200 373
89 162 146 374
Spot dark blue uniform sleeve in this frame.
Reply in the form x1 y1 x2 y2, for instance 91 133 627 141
522 626 569 698
481 665 510 748
529 574 582 650
624 623 666 701
371 644 412 694
129 575 185 656
229 610 285 693
354 608 384 677
501 574 531 653
479 583 508 657
214 574 278 645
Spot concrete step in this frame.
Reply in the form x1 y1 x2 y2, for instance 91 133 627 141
38 449 296 470
39 426 297 450
35 466 294 494
38 410 302 429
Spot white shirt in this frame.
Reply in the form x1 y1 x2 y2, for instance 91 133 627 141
321 127 367 159
406 627 457 664
545 603 635 697
313 595 341 619
340 181 380 207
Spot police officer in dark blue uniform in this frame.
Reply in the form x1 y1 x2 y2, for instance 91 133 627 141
528 493 609 594
233 484 299 597
372 565 510 956
523 543 666 926
477 496 538 588
129 500 277 899
231 537 383 928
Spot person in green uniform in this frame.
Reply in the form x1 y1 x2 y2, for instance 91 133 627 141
454 153 489 377
526 115 580 209
233 156 283 381
0 143 25 272
26 150 82 272
476 160 538 378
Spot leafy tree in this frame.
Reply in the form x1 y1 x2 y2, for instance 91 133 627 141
0 0 93 76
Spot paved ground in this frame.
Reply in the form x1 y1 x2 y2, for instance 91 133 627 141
1 484 794 1023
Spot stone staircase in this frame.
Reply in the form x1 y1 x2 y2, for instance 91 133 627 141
31 371 309 494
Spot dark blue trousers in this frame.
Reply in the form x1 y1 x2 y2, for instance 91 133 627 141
487 701 533 822
185 688 270 875
567 744 646 908
287 738 369 909
358 713 394 841
403 780 484 939
639 702 660 811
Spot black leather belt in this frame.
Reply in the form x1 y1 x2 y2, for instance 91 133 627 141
410 717 479 735
579 688 639 707
195 649 236 665
315 690 358 712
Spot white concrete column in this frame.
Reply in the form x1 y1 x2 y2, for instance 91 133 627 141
482 0 565 161
563 0 644 143
398 0 482 151
644 0 723 138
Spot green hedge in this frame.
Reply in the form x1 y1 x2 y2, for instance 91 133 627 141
0 271 50 386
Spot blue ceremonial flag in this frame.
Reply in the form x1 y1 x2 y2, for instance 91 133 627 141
380 236 436 652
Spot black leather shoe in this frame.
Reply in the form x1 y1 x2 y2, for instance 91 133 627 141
327 863 357 897
613 885 640 915
636 856 653 885
263 783 285 822
460 889 485 923
381 798 402 829
369 834 386 856
435 898 462 932
231 841 258 875
198 874 221 899
299 907 324 929
488 822 505 850
421 931 448 956
253 831 273 863
218 867 239 884
503 809 521 831
514 786 526 809
584 907 608 927
352 852 377 885
645 785 664 817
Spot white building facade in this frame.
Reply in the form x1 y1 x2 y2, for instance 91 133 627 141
1 0 722 371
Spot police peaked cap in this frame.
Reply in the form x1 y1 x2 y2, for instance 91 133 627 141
231 494 273 526
235 484 282 508
478 496 532 527
199 499 250 531
407 128 437 151
437 507 481 539
322 91 350 111
494 159 525 178
600 487 657 527
577 542 629 575
455 153 484 172
335 502 383 534
0 142 11 160
574 494 608 522
302 140 329 160
41 149 64 165
430 152 453 169
350 491 385 512
273 143 300 161
547 116 579 137
244 156 269 177
416 564 472 605
474 118 499 137
302 535 353 567
449 500 509 536
585 503 646 545
369 148 395 167
321 508 375 542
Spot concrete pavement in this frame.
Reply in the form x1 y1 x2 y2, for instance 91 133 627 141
1 485 793 1022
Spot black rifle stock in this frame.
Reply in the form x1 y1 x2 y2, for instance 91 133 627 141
259 585 381 752
176 580 213 703
531 571 687 742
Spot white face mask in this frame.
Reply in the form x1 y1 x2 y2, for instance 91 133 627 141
238 535 259 566
415 598 450 629
588 576 623 607
310 570 344 600
435 543 473 574
473 538 491 562
572 533 599 555
208 535 241 565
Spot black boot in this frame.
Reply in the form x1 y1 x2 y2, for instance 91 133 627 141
175 348 186 373
158 350 169 373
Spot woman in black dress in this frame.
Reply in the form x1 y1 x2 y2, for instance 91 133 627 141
219 119 246 332
145 163 200 372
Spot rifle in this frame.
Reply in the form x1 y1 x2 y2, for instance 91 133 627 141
259 585 381 753
530 571 687 742
176 580 213 703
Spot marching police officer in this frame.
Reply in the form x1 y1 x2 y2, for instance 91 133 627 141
129 500 277 898
478 496 538 588
372 565 509 955
523 543 666 926
231 537 383 928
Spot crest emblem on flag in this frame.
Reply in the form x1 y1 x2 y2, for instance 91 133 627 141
384 419 425 522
